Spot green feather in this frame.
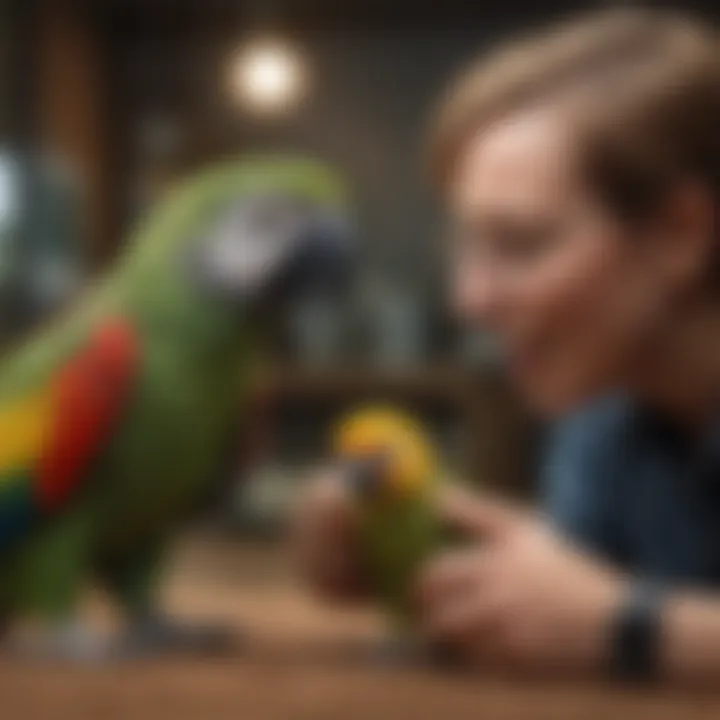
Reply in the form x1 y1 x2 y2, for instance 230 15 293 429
360 481 446 629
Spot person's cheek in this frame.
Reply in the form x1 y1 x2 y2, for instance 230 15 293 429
505 242 621 413
544 234 668 412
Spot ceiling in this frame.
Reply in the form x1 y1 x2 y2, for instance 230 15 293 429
88 0 606 36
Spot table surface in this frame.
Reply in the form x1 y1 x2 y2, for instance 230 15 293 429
1 536 718 720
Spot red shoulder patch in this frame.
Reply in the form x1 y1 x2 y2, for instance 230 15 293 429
37 318 139 511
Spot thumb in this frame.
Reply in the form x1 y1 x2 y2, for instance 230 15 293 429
438 484 519 540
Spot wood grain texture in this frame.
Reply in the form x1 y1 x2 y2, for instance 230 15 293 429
0 537 716 720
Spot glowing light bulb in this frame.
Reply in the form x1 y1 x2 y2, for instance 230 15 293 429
231 40 306 113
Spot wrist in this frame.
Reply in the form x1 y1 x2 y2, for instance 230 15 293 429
662 593 720 682
579 573 626 670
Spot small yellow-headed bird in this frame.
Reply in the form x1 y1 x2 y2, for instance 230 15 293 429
333 406 450 629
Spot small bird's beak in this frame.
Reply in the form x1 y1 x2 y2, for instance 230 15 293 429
339 453 390 501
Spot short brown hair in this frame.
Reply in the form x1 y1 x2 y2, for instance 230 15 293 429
431 8 720 226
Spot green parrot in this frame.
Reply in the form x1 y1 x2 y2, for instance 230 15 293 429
0 155 353 660
333 407 450 636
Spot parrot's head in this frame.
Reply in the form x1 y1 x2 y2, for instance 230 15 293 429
127 156 355 317
333 406 438 504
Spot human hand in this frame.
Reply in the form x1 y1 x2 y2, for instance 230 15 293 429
417 486 624 675
293 467 369 604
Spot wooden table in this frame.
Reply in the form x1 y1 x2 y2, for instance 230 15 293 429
0 537 717 720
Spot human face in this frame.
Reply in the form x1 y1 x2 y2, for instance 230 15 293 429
447 107 678 415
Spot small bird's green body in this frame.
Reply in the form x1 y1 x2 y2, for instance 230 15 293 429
0 157 350 655
335 407 448 629
359 484 445 628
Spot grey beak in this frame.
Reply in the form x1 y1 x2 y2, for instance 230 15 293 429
340 453 390 500
265 212 356 303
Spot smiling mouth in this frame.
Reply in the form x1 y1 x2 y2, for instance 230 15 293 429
505 333 548 378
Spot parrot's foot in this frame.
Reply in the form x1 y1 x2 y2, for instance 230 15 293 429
367 635 428 669
367 636 462 671
116 614 241 659
423 641 466 671
4 620 114 664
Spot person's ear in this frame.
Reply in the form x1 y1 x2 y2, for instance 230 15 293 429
655 180 716 293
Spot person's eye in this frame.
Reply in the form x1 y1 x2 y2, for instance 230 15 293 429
492 222 562 262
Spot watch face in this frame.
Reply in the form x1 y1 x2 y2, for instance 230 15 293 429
612 580 664 680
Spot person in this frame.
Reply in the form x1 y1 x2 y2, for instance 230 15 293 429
294 8 720 682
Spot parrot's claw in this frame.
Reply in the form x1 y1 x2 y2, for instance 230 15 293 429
4 621 114 664
367 636 427 668
116 614 241 658
368 636 462 671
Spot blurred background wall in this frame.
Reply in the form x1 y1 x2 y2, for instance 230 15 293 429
3 0 719 530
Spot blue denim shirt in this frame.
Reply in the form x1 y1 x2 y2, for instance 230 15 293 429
544 396 720 586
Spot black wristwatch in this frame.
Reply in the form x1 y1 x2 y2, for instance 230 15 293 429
610 579 665 681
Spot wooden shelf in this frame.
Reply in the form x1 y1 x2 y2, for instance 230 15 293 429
249 364 477 405
243 363 532 494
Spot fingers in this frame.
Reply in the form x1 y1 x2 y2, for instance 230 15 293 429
416 549 510 665
416 549 494 636
437 485 520 540
423 588 498 639
293 469 368 603
417 548 490 608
